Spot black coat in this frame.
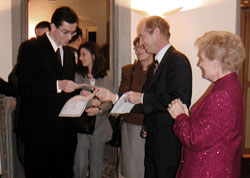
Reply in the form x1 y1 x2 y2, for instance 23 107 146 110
17 35 77 147
132 46 192 176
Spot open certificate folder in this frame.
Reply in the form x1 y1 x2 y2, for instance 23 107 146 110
110 94 135 114
59 94 94 117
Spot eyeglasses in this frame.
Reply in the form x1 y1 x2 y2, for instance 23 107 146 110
133 45 145 51
58 27 76 36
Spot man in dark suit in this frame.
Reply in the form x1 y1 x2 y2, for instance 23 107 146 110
0 66 18 97
0 20 51 166
17 7 80 178
0 20 50 97
124 16 192 178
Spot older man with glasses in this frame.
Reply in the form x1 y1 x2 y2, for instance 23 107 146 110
17 6 80 178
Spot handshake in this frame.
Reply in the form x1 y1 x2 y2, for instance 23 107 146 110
58 79 143 104
86 87 143 105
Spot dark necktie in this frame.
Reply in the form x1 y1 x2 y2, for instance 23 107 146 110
153 60 159 75
56 48 62 66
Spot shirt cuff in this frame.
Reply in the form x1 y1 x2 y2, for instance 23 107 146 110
141 93 144 104
57 80 62 93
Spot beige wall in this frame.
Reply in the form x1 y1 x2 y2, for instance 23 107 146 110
131 0 240 105
28 0 107 45
0 0 240 96
0 0 12 80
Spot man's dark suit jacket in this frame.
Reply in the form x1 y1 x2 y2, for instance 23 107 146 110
0 64 18 97
133 46 192 177
17 35 76 147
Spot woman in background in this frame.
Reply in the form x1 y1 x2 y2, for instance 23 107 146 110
118 36 154 178
168 31 246 178
73 42 112 178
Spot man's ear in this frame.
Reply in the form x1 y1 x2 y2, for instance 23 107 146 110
153 27 161 40
77 36 82 43
154 27 160 35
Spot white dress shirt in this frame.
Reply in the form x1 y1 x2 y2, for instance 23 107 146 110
46 32 64 93
141 43 171 104
155 43 171 63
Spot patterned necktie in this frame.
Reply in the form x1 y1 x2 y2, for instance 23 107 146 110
153 60 159 75
56 48 62 66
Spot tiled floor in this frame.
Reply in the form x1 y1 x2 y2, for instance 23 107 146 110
103 145 118 178
102 156 250 178
0 156 248 178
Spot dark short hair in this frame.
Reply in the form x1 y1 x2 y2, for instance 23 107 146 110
69 27 82 44
35 21 51 31
133 36 140 46
51 6 78 28
77 42 106 78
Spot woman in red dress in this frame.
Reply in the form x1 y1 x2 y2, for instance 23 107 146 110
168 31 246 178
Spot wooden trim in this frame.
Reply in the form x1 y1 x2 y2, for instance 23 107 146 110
241 7 250 154
243 154 250 158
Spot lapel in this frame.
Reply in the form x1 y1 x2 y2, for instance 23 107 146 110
62 46 71 77
145 46 175 90
40 35 63 76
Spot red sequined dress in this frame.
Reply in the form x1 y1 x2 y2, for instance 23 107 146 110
173 72 243 178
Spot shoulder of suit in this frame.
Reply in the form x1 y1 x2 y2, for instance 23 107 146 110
64 46 76 57
170 48 187 58
18 38 37 53
64 46 77 52
20 35 46 49
167 49 190 64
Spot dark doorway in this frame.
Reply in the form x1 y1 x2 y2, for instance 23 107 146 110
88 32 97 42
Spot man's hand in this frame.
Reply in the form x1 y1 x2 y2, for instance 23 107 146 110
85 107 99 116
91 98 101 107
58 80 79 93
80 90 92 97
124 91 142 104
95 87 117 103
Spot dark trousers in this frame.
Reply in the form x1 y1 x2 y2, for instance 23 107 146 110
24 138 76 178
144 132 179 178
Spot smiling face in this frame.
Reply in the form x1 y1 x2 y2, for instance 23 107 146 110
50 21 77 46
79 47 94 69
139 22 158 54
134 43 152 62
198 54 220 82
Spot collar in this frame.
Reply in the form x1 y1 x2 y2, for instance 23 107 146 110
46 32 62 52
155 43 171 63
214 72 237 85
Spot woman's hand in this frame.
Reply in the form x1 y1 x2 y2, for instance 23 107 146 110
85 107 99 116
167 99 189 119
80 90 92 97
91 98 101 107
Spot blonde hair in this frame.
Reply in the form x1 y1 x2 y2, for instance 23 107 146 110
195 31 246 72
